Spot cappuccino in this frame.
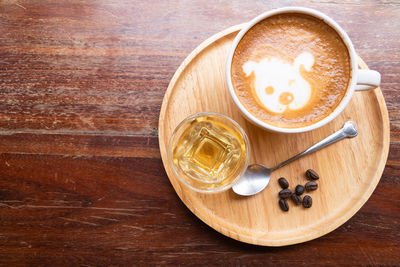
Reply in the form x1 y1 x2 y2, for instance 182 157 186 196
231 13 351 128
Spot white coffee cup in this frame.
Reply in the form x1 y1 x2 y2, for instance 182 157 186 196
226 7 381 133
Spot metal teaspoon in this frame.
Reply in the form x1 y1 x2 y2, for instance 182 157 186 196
232 121 358 196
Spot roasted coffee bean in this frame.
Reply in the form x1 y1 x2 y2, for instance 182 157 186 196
279 198 289 212
278 177 289 189
295 185 304 195
279 188 292 199
291 194 302 205
305 181 318 191
306 169 319 180
303 195 312 208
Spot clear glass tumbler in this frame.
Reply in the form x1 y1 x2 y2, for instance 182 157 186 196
168 112 250 193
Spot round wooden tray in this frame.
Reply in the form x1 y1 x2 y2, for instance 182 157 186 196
158 24 390 246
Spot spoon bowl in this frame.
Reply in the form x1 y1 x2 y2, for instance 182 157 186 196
232 164 271 196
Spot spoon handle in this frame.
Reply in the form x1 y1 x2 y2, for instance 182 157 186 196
271 121 358 171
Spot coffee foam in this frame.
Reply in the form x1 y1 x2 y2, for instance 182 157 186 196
243 52 314 114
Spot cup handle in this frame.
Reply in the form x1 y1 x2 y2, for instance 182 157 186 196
355 69 381 91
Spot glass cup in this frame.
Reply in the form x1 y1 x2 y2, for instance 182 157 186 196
168 112 250 193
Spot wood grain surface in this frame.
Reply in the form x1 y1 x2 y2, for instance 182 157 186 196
0 0 399 265
158 25 390 246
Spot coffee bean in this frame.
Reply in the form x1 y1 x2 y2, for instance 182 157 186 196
279 188 292 199
278 177 289 189
306 169 319 180
291 194 302 205
295 185 304 195
279 198 289 212
303 195 312 208
305 181 318 191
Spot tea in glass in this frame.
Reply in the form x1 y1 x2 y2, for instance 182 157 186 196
168 113 249 193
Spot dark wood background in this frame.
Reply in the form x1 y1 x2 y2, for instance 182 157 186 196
0 0 399 265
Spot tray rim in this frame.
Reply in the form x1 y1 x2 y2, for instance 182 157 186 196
158 24 390 246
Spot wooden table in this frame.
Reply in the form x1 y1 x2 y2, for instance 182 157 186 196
1 1 399 265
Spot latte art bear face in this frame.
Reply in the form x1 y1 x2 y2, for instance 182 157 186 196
243 52 315 114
